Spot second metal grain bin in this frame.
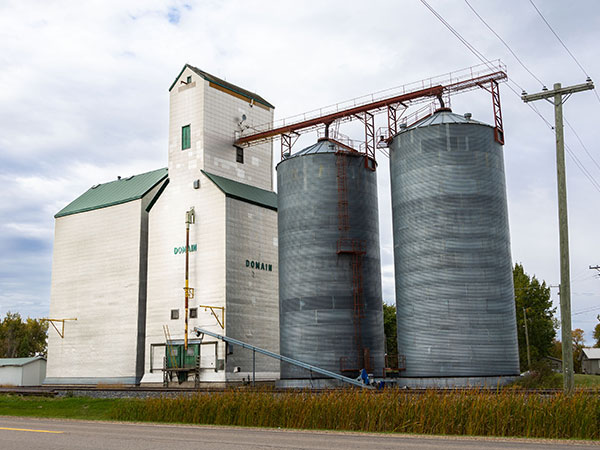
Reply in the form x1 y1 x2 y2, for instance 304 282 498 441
389 110 519 380
277 139 385 380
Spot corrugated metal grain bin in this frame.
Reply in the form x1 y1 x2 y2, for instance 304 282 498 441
389 110 519 378
277 139 385 379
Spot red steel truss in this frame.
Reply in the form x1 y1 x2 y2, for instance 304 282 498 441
234 61 508 164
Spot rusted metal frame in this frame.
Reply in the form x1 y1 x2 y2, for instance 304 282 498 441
387 103 405 137
280 132 300 159
476 80 505 144
236 85 444 146
236 71 506 148
355 111 376 170
491 80 505 144
442 70 507 94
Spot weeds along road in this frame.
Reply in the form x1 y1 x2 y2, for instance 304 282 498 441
0 417 597 450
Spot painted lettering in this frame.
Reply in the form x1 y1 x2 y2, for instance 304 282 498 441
173 244 197 255
244 259 274 273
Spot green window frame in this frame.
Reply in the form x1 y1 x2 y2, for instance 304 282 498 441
182 125 191 150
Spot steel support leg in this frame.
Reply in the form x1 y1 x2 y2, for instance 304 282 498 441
491 80 504 144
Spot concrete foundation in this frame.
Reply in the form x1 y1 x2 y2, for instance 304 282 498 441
390 375 518 388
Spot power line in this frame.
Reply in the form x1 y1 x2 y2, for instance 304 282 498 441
462 0 600 185
419 0 600 193
565 142 600 194
528 0 600 106
528 0 588 77
572 305 600 316
464 0 545 87
419 0 491 69
564 118 600 173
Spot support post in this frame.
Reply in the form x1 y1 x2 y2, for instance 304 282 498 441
184 208 195 351
252 349 256 387
522 79 594 393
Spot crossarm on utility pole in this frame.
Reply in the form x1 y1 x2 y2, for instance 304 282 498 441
192 327 373 389
522 80 594 103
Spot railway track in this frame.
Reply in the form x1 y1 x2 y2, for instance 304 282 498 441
0 385 596 398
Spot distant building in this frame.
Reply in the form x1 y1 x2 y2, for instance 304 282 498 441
580 348 600 375
46 65 279 385
544 356 563 373
0 357 46 386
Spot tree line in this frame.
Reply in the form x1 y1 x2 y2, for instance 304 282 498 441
2 263 599 365
0 312 48 358
383 263 600 373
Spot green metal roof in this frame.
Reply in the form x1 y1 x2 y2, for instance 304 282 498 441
0 356 45 367
169 64 275 109
55 168 168 218
202 170 277 211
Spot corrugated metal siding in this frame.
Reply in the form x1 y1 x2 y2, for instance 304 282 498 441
389 112 519 377
277 147 385 379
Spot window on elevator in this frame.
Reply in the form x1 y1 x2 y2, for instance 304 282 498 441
182 125 191 150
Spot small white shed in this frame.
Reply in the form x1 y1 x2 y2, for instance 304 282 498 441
581 348 600 375
0 357 47 386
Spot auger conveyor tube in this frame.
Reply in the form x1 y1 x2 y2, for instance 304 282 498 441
193 327 372 389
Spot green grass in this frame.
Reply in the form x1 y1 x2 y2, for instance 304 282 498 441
0 394 119 420
512 372 600 389
1 389 599 440
574 374 600 387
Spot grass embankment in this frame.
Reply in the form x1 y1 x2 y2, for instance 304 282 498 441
575 374 600 387
512 372 600 389
1 389 599 439
0 395 119 420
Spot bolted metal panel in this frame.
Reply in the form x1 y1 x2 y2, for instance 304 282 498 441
277 140 385 379
389 111 519 378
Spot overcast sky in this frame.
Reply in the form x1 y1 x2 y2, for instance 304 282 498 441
1 0 599 344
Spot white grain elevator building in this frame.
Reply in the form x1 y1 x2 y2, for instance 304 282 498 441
46 65 279 385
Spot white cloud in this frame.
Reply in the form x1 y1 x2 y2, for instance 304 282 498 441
0 0 599 341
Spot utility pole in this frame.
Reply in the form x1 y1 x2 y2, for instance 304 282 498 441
523 307 532 371
522 79 595 393
184 208 195 351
